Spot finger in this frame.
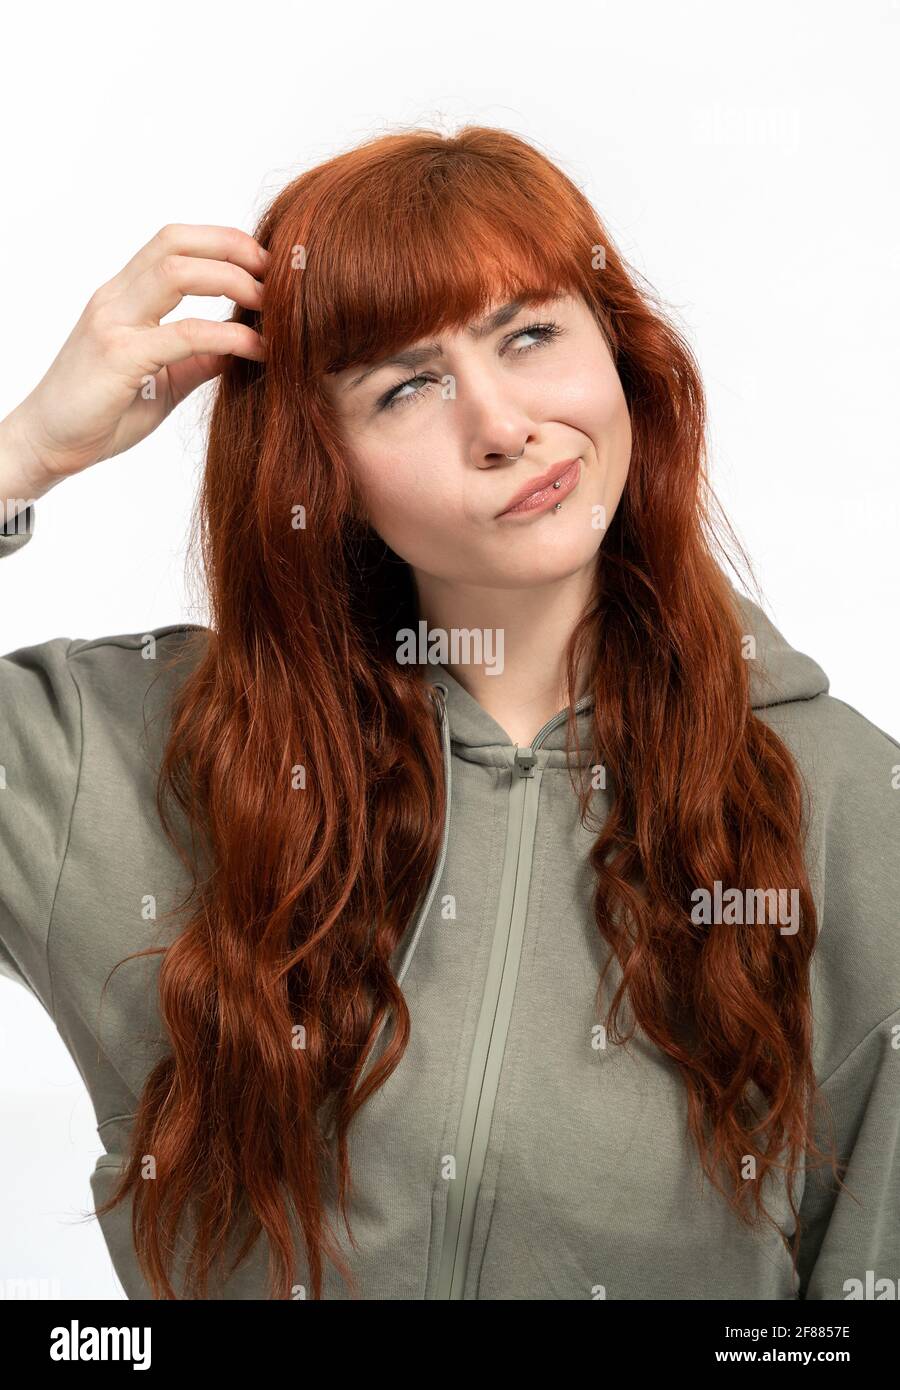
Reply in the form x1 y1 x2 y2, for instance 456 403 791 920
97 223 269 302
113 255 265 327
164 353 234 407
128 318 266 384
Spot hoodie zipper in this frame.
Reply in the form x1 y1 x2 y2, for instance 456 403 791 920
434 694 593 1299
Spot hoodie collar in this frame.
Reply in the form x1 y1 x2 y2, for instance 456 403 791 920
734 589 830 708
419 588 829 752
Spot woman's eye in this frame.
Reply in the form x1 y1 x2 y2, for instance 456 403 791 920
381 375 434 411
510 321 561 353
378 320 562 412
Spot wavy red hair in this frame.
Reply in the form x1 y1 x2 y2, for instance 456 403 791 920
96 125 842 1299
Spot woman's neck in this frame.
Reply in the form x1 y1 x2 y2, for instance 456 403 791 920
411 562 596 745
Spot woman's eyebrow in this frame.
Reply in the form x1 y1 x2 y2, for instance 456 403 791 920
346 293 564 391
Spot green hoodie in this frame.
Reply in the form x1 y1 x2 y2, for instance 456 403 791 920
1 501 899 1300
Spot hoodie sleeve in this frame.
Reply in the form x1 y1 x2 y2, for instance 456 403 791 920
787 689 900 1301
0 502 82 1014
797 1006 900 1299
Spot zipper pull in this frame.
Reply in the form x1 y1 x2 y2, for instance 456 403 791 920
514 746 537 778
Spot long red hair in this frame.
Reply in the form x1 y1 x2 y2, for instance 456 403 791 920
96 125 840 1299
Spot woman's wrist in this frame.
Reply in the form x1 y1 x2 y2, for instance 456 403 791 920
0 407 60 524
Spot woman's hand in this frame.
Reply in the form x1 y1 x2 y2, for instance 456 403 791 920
0 224 268 504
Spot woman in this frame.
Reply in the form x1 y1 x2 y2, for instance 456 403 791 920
1 126 897 1302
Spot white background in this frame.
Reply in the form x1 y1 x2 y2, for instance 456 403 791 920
1 0 898 1297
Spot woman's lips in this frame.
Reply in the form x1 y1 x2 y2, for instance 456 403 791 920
497 457 582 518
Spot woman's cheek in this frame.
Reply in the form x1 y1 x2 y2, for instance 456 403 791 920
367 482 451 552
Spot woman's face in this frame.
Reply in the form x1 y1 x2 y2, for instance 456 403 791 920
323 290 632 590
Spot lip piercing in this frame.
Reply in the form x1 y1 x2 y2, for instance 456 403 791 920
504 450 564 508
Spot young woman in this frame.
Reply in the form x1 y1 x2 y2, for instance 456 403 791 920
1 126 898 1302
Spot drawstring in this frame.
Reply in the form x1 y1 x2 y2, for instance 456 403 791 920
428 681 448 728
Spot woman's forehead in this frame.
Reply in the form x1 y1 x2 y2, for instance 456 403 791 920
324 289 579 391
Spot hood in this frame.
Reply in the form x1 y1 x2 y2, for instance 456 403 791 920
419 586 830 753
